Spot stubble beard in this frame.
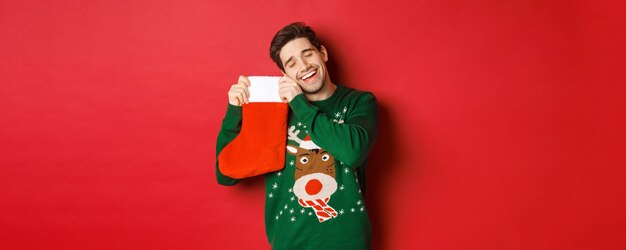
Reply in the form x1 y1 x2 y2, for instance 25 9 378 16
301 81 324 94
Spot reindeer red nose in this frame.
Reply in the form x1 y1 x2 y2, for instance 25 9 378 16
305 179 323 195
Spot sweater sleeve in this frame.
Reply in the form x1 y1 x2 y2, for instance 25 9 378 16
288 92 378 167
215 104 243 185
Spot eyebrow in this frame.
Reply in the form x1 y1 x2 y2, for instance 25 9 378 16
283 48 316 67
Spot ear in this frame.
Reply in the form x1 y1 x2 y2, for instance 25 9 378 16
286 145 299 156
320 45 328 62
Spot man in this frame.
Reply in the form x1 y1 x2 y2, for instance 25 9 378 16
216 22 378 249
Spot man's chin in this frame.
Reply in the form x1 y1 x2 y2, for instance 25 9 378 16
301 83 324 94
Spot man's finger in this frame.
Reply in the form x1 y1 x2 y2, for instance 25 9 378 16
238 75 250 87
244 86 250 100
236 94 244 106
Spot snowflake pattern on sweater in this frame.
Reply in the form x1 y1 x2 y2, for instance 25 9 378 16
216 85 377 249
268 111 366 224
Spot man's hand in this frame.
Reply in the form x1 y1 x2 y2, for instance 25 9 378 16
228 75 250 106
278 75 303 103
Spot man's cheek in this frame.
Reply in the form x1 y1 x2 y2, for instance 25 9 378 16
288 74 299 83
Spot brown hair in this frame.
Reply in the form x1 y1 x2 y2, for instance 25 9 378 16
269 22 322 71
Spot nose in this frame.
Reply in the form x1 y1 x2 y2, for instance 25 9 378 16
305 179 323 195
296 58 310 72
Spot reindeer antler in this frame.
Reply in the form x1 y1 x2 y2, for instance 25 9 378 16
288 125 304 144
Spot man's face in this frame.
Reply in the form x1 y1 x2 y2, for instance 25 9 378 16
279 37 329 95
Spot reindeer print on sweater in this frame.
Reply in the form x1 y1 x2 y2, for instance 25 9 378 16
217 85 377 248
286 125 338 222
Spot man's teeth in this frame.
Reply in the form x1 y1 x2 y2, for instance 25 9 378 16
301 71 316 80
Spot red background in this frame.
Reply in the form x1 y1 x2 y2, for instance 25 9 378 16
1 0 625 249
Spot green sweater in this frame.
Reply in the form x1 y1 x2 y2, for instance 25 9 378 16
216 85 378 249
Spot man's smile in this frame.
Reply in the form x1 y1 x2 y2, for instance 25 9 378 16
300 68 319 84
301 70 317 80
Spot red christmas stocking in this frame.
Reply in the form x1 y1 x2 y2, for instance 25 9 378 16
218 76 287 179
